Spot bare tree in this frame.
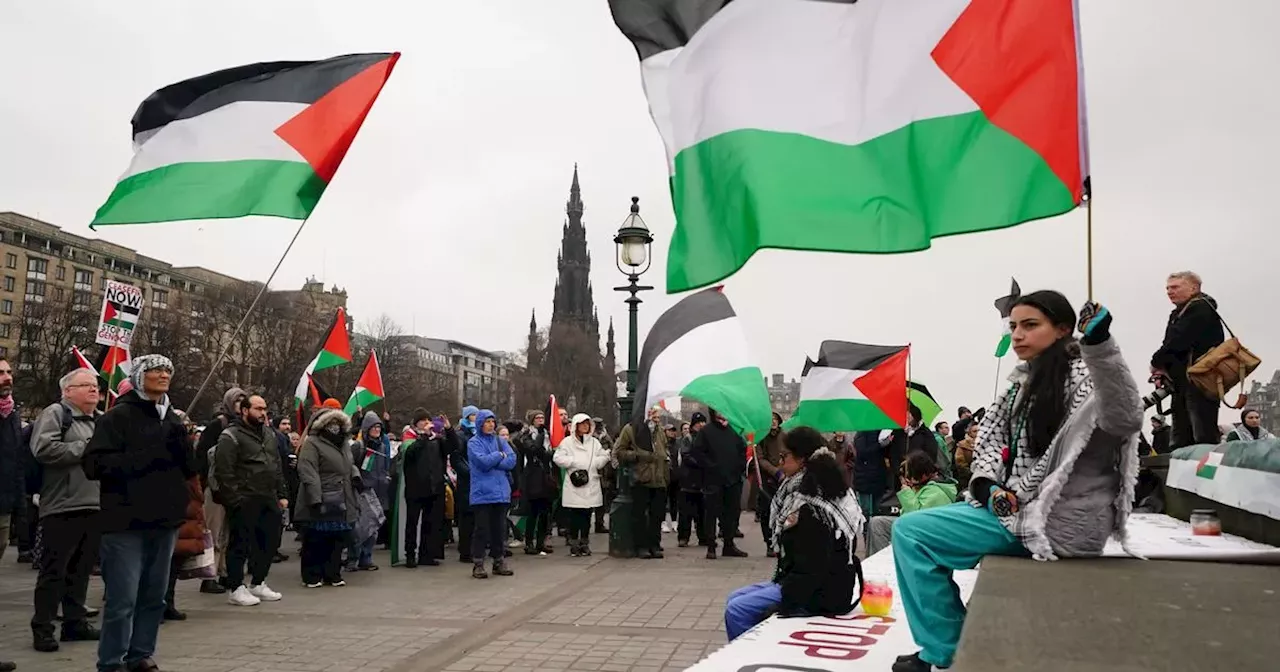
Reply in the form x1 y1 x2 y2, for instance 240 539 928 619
523 322 614 421
13 291 99 408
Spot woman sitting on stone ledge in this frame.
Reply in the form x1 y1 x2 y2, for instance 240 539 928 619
723 426 864 641
891 292 1143 672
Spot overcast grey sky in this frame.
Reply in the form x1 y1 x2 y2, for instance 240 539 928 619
2 1 1276 423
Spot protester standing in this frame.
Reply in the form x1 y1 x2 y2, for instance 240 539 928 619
613 407 670 559
1151 271 1225 448
692 409 749 559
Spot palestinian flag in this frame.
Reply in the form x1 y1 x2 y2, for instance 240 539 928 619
784 342 909 432
631 287 771 437
71 346 96 373
344 350 385 414
97 344 132 407
994 278 1022 357
610 0 1088 293
908 381 944 428
101 300 140 332
293 308 352 425
1195 450 1225 480
92 53 399 227
546 395 567 451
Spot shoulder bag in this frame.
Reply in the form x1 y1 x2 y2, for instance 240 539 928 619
1183 299 1261 409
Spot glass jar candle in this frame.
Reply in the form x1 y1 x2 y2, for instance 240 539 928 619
1190 509 1221 536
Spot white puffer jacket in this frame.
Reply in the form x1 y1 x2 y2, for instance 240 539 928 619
553 414 611 509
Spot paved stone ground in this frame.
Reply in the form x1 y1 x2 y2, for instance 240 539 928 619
0 513 774 672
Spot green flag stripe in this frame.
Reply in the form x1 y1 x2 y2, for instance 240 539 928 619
666 111 1076 292
783 398 896 433
91 160 325 226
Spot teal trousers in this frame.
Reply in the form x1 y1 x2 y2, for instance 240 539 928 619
892 502 1028 667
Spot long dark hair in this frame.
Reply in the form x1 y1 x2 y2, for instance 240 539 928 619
785 427 849 500
1012 290 1079 457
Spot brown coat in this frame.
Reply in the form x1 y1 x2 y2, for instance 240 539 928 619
173 476 207 559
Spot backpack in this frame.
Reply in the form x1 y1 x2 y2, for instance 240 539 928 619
22 403 76 494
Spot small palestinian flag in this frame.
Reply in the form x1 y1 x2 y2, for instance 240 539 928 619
784 341 909 432
71 346 96 373
92 53 399 227
994 278 1022 357
546 394 566 450
293 308 352 425
101 299 140 333
343 350 385 414
97 344 132 406
1195 450 1225 480
630 287 771 437
610 0 1087 292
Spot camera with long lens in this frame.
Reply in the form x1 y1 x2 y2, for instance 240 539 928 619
1143 373 1173 412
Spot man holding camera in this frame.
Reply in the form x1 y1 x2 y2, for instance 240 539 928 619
1151 271 1224 448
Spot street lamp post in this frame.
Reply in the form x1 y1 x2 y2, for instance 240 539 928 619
609 196 654 558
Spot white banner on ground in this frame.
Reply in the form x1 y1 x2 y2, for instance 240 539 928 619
95 279 143 347
687 548 980 671
1102 513 1280 564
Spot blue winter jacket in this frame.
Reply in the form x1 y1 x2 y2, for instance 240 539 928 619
467 409 516 505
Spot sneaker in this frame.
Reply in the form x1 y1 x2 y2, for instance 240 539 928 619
678 539 689 548
492 560 513 576
304 581 323 588
32 631 59 652
507 539 522 548
249 583 282 602
472 562 489 579
539 551 548 557
325 579 346 587
227 585 261 606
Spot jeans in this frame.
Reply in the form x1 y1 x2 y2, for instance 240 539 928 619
704 482 743 548
97 528 177 672
301 528 346 585
524 498 552 551
470 503 507 562
32 510 100 636
631 486 666 552
226 498 281 588
893 503 1028 668
724 581 782 640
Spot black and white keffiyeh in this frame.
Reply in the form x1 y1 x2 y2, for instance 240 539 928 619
965 355 1093 541
770 449 865 569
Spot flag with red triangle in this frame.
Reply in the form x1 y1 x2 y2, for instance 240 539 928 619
91 52 400 227
292 307 352 423
783 341 909 432
343 350 385 414
95 343 132 407
546 394 566 450
70 346 96 373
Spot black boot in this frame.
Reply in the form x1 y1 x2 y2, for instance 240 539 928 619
706 545 717 560
404 554 418 569
722 545 749 558
60 620 100 642
32 630 58 652
163 605 187 621
892 652 945 672
492 559 513 576
200 579 226 594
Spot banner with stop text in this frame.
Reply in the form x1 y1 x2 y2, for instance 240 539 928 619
688 548 981 671
96 279 144 348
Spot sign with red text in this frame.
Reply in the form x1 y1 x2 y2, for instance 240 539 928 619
95 280 143 348
688 548 981 671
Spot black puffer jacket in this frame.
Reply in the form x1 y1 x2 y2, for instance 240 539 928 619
676 434 702 493
690 414 746 490
777 505 859 617
514 426 556 501
0 408 25 514
851 431 888 496
83 390 196 532
402 428 452 500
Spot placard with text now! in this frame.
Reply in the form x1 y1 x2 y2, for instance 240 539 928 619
689 548 980 671
95 279 143 348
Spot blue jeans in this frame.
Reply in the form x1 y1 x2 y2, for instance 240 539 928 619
348 535 375 567
892 503 1028 668
97 528 178 672
724 581 782 640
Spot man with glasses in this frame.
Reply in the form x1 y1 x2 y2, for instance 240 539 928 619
29 368 103 653
84 354 195 672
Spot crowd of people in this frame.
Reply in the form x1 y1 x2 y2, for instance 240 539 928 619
0 271 1265 672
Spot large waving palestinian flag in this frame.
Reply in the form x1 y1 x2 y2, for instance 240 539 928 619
784 341 909 432
610 0 1088 292
632 287 772 437
343 350 385 414
92 53 399 227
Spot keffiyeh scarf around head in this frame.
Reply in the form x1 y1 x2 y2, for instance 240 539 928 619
769 466 865 568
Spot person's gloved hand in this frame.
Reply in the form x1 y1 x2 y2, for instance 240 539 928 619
1077 301 1112 346
988 484 1020 517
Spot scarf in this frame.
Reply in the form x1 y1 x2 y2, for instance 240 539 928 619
0 394 13 418
1235 424 1274 441
769 464 865 568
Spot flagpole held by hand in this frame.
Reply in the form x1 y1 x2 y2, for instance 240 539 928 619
1084 177 1093 301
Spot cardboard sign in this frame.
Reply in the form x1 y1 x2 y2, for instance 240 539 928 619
689 548 981 670
95 280 143 348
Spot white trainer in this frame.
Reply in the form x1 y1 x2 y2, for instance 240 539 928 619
227 585 260 606
249 583 282 602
